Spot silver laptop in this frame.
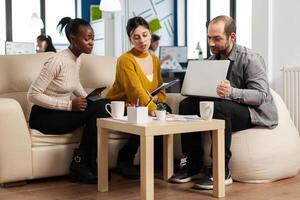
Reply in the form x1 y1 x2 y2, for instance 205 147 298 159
181 60 230 97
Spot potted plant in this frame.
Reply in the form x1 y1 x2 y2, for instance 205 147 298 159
155 103 167 121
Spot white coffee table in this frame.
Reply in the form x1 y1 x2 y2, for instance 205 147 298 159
97 118 225 199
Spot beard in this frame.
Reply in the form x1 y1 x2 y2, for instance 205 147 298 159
210 39 232 56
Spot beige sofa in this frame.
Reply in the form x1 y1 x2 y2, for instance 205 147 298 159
0 53 109 184
0 52 183 185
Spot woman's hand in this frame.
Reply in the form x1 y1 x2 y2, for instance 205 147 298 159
146 91 159 104
152 95 159 103
149 110 156 117
72 97 87 111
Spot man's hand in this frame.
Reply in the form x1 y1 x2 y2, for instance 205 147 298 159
72 97 87 111
217 80 231 98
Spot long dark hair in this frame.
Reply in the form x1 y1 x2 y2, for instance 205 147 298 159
126 16 150 37
57 17 91 43
151 34 160 42
37 34 56 52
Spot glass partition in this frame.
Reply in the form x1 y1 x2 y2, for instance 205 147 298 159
12 0 40 43
187 0 207 59
45 0 75 45
0 0 6 54
236 0 252 48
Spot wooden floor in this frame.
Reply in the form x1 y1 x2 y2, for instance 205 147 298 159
1 172 300 200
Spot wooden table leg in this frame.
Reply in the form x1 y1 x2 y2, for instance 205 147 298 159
98 127 108 192
212 129 225 197
141 135 154 200
163 134 174 181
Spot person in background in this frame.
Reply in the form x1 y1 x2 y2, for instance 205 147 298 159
106 16 171 179
36 34 56 53
149 34 160 52
170 15 278 189
28 17 110 184
149 34 171 64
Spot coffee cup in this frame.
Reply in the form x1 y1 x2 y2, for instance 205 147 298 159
199 101 214 120
105 101 125 119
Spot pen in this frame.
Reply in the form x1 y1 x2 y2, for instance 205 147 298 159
145 91 154 106
155 96 159 104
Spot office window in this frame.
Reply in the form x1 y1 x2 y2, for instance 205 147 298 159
45 0 75 45
236 0 252 48
210 0 230 20
12 0 41 43
176 0 185 46
0 0 5 54
187 0 207 59
185 0 251 59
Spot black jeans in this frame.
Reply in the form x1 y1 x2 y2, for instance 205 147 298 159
179 97 253 170
117 103 172 168
29 99 111 160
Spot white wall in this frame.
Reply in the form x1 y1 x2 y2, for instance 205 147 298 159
271 0 300 96
252 0 300 97
252 0 270 67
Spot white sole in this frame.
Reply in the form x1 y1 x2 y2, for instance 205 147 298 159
170 173 205 183
193 178 233 190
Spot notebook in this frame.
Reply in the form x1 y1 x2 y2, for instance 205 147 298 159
151 79 180 96
181 60 230 98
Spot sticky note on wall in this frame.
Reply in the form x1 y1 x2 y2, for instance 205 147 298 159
149 18 162 33
90 5 102 21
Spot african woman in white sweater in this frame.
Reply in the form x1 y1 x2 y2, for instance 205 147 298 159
28 17 110 184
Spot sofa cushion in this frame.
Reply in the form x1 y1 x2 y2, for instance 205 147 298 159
0 53 55 95
78 54 117 91
30 128 82 147
30 128 129 147
0 53 55 122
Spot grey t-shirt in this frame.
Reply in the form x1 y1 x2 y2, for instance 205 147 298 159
209 44 278 128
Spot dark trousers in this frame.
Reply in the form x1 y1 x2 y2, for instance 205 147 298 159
117 103 172 167
179 97 253 169
29 99 111 160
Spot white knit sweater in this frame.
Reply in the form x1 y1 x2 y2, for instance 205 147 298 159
28 49 87 111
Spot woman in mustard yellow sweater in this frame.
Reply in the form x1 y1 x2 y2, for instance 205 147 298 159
106 16 171 179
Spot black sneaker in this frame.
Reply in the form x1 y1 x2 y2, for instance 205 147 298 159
169 164 202 183
116 161 140 180
193 168 233 190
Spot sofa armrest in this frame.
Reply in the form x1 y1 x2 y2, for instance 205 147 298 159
166 93 187 114
0 98 32 184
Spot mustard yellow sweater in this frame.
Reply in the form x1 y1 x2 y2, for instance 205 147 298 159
106 48 166 113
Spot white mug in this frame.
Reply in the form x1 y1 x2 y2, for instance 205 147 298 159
105 101 125 119
199 101 214 120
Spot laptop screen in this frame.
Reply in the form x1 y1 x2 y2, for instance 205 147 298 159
181 60 230 98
